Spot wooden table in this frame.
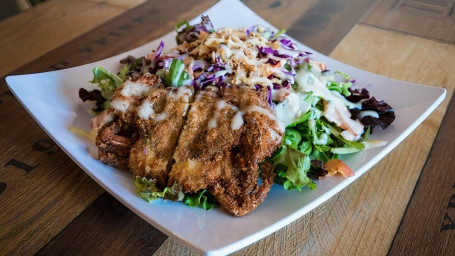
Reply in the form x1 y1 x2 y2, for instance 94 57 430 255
1 0 454 255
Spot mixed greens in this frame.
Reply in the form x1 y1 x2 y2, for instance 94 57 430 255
135 177 216 210
80 16 395 210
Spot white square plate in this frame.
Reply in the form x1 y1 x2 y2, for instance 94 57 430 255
5 0 446 255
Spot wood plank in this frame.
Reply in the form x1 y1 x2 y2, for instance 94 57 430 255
89 0 147 9
6 0 217 75
361 0 455 44
0 1 376 254
283 0 378 54
152 24 455 256
0 0 128 78
388 93 455 255
0 0 216 255
0 0 374 78
0 97 104 255
244 0 319 32
35 193 167 256
245 0 376 54
1 1 452 256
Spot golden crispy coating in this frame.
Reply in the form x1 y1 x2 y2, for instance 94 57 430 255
169 85 282 215
110 74 162 125
96 119 136 169
204 86 282 216
129 85 194 187
210 161 275 216
222 86 284 171
168 87 245 193
99 81 283 216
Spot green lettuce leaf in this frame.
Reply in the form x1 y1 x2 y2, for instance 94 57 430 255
175 21 193 32
160 59 192 87
272 145 315 191
184 189 216 210
335 71 353 81
282 128 302 149
90 66 124 108
135 177 217 211
273 28 286 39
327 81 352 96
135 176 184 202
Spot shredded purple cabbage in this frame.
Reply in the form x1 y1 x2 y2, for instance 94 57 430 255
272 83 281 90
176 16 215 44
257 46 292 59
155 41 165 59
267 86 274 110
192 60 207 72
267 58 279 65
280 38 296 50
194 15 215 33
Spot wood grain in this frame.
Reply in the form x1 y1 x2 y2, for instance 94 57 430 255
0 0 216 255
35 193 167 256
1 0 454 255
284 0 378 54
0 0 128 78
388 93 455 255
361 0 455 44
8 1 381 255
6 0 217 76
244 0 378 54
152 24 455 256
244 0 320 33
0 0 375 78
0 1 380 254
0 92 105 256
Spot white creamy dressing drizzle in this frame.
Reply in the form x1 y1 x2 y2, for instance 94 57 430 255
359 110 380 119
137 99 156 119
294 68 364 141
111 80 153 113
169 84 194 100
207 100 237 130
225 104 285 139
204 94 284 141
137 85 193 121
275 92 301 127
268 128 280 141
137 99 169 122
231 111 244 130
244 105 285 132
90 109 116 129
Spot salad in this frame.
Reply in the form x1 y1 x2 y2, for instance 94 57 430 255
78 16 395 215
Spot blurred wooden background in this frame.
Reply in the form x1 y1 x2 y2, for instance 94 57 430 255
1 0 454 255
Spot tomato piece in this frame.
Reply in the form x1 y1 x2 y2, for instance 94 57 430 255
324 159 354 178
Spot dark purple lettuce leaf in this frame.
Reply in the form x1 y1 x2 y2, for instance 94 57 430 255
307 160 328 179
346 88 370 102
79 88 105 112
176 16 214 44
348 88 395 131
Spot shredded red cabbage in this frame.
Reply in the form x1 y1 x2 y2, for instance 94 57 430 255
280 38 296 50
257 46 292 59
